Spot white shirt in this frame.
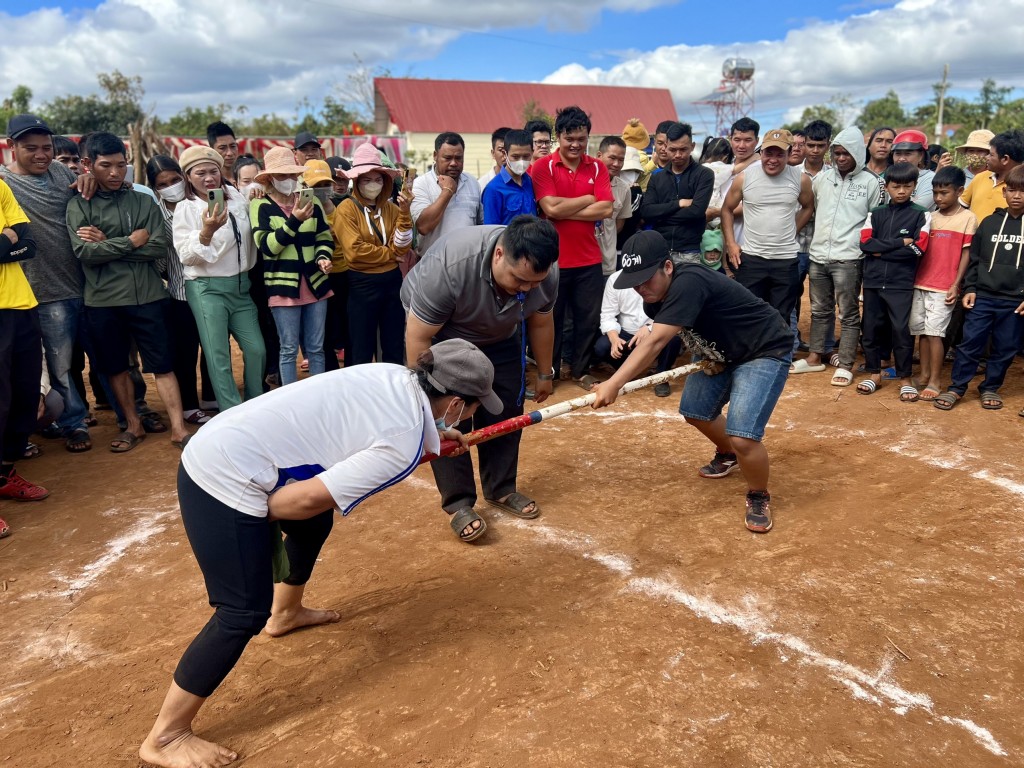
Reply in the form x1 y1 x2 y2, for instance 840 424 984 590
411 168 482 254
172 186 255 279
597 176 632 276
600 270 651 335
477 167 499 195
181 365 440 517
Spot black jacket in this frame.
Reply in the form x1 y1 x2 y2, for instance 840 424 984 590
859 201 930 289
965 210 1024 301
640 162 714 253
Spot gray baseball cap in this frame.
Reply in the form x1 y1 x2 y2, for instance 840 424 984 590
426 339 502 414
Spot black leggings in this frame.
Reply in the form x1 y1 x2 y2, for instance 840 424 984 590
174 464 334 698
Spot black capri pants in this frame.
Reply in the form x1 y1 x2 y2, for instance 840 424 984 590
173 464 334 698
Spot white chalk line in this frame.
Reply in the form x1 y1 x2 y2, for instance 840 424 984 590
507 519 1008 758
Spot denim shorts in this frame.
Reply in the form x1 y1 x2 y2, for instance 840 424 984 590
678 353 791 441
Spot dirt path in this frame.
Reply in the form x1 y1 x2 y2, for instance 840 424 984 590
2 364 1022 767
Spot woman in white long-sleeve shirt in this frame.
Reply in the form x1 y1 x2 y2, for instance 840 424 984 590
173 146 266 409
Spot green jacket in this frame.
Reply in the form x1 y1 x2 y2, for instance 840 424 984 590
66 186 168 307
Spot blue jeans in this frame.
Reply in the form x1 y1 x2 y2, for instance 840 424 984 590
36 297 89 434
271 300 329 386
678 353 791 441
949 295 1024 395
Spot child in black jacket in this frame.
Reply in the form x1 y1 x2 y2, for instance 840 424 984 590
858 162 931 400
935 165 1024 412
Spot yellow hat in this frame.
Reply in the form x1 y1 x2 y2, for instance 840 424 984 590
303 159 333 187
621 118 650 151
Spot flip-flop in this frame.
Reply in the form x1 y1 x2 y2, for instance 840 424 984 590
65 428 92 453
919 387 940 401
831 368 853 387
790 359 826 374
449 507 487 542
899 385 920 403
485 492 541 519
856 379 878 395
171 434 192 450
110 431 144 453
0 516 9 539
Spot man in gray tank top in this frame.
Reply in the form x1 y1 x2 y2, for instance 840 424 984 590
721 128 814 323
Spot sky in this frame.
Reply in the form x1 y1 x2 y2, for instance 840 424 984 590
2 0 1023 136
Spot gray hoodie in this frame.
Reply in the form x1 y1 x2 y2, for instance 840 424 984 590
809 126 883 263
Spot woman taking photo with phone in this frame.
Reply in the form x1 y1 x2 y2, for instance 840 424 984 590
332 143 414 365
172 146 266 410
251 147 334 384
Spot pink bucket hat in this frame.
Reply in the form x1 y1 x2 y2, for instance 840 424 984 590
344 143 399 180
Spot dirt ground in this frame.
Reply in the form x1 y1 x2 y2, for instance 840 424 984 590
2 341 1023 767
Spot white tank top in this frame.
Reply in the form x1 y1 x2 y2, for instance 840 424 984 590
741 163 802 260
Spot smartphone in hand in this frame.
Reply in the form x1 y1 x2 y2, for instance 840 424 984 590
207 188 225 216
298 187 316 207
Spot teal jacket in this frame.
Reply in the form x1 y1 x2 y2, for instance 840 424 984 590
250 196 334 300
66 186 167 307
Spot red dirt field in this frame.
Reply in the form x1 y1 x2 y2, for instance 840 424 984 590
2 356 1023 767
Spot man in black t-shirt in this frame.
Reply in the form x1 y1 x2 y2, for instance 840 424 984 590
592 231 792 533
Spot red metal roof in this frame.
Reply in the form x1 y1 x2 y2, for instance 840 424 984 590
375 77 677 136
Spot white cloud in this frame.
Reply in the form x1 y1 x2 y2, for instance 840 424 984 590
0 0 678 119
543 0 1024 130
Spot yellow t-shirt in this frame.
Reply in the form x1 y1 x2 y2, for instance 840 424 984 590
0 179 37 310
961 171 1007 222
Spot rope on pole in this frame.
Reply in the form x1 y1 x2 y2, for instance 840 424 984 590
420 360 711 464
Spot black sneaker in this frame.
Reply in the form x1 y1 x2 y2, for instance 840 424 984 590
654 382 671 397
745 491 772 533
698 451 739 478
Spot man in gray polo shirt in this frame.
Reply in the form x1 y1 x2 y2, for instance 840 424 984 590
402 215 559 542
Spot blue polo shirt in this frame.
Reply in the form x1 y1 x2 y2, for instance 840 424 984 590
481 167 537 226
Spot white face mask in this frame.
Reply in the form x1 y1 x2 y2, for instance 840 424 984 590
434 401 465 432
359 179 384 200
620 170 639 187
508 159 530 176
239 182 259 200
272 178 297 195
158 180 186 203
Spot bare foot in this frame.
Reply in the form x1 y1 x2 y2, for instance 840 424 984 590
140 729 237 767
264 606 340 638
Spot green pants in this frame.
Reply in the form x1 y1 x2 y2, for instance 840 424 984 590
185 274 266 410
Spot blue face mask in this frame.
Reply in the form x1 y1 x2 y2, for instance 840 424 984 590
434 401 465 432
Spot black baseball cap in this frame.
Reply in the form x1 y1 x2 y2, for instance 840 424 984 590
294 131 320 149
326 156 351 175
6 114 53 141
614 230 671 289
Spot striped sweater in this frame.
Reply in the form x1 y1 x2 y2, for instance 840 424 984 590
250 196 334 299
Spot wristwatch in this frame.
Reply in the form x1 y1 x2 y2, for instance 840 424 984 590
537 368 556 381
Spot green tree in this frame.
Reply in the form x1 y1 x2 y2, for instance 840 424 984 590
159 104 233 136
320 93 363 135
44 70 144 135
0 85 33 130
246 113 291 136
977 78 1013 129
856 90 906 130
521 99 554 130
783 94 855 133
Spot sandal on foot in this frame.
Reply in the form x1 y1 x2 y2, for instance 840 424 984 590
831 368 853 387
65 428 92 453
110 431 144 453
140 413 167 433
22 441 42 460
828 353 842 368
933 392 961 411
919 386 940 401
573 374 600 391
790 359 826 374
856 379 878 395
449 507 487 542
0 517 9 539
899 385 920 403
980 391 1003 410
485 492 541 519
171 434 192 450
84 413 98 427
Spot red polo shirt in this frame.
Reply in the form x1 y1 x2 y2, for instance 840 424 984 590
532 150 613 269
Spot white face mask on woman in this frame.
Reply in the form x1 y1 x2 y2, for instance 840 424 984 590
158 180 186 203
359 178 384 200
271 177 298 195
